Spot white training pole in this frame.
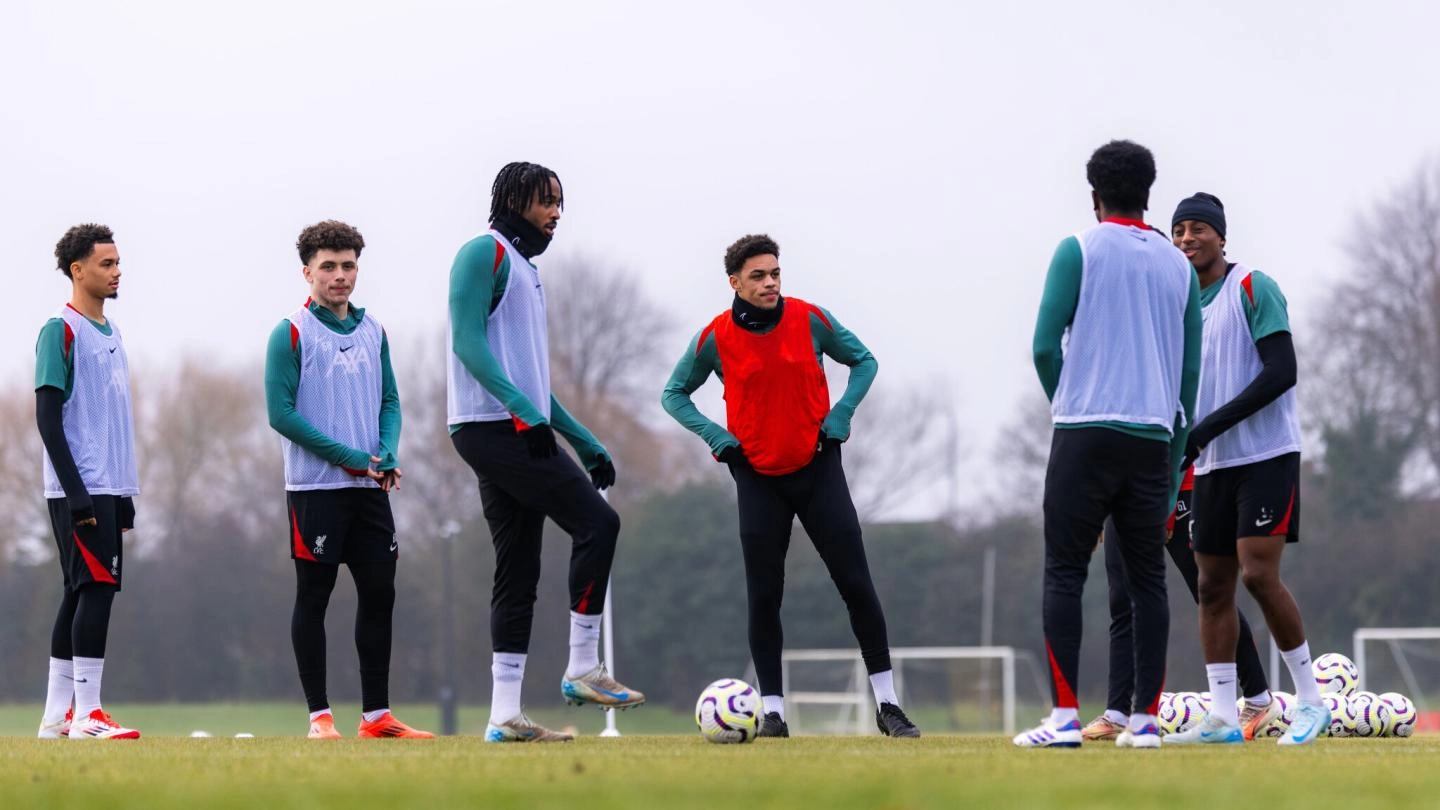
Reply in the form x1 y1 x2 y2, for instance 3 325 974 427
599 490 620 737
599 581 619 737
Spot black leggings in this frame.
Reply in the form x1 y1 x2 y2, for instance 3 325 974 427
1042 428 1170 717
50 583 117 660
451 421 620 654
1103 511 1269 712
291 559 396 713
733 445 890 697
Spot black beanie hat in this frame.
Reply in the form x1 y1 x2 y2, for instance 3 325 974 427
1172 192 1226 238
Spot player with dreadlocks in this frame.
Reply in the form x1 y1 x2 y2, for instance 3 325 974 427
447 161 644 743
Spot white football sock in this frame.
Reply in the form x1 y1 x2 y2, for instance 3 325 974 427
1127 713 1158 733
362 708 390 723
566 611 601 678
72 656 104 719
762 695 785 720
1206 663 1240 726
1104 709 1129 726
1281 642 1322 704
869 670 898 706
309 709 332 722
43 657 74 723
1048 707 1079 727
490 653 526 724
1245 690 1272 707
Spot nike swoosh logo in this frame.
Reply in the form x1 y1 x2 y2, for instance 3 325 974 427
592 686 630 700
500 662 520 669
339 345 354 352
1218 680 1234 685
578 623 596 630
108 348 117 353
389 542 398 552
74 678 89 683
1255 518 1273 527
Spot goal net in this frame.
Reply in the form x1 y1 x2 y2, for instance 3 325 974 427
776 646 1031 735
1353 627 1440 731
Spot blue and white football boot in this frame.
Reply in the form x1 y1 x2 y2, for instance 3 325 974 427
1012 718 1083 748
1278 701 1330 746
1162 713 1244 745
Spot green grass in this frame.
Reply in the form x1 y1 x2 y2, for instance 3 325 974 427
0 702 698 737
2 732 1437 809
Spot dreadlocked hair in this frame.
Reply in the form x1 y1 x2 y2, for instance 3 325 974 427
489 162 563 221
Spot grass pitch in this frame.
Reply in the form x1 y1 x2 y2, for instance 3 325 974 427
3 733 1437 809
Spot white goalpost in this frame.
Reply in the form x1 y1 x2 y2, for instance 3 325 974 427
1353 627 1440 712
779 646 1018 735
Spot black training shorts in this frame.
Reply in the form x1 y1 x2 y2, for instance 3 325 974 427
1191 452 1300 556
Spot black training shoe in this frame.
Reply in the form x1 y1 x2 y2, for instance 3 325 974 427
876 702 921 738
757 712 790 738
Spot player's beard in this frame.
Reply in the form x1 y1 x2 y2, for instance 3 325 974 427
106 292 118 300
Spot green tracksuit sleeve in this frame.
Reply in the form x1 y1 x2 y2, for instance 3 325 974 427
1033 236 1083 401
661 328 740 456
448 235 548 427
812 306 876 442
550 396 609 471
1170 272 1203 500
376 331 401 471
264 319 373 471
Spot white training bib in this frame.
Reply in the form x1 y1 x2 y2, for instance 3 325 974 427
42 305 140 498
281 304 385 491
1194 265 1301 474
1051 222 1194 434
447 231 552 425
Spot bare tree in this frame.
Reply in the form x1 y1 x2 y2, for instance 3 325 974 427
829 366 960 522
1309 159 1440 486
542 255 701 502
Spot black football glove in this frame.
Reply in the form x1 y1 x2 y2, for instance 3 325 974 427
520 424 559 459
589 457 617 490
716 444 748 467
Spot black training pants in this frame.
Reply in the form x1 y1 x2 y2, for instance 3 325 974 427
1043 428 1170 716
1102 511 1269 714
732 444 890 697
452 421 620 655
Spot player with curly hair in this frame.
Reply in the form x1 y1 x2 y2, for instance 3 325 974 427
1016 141 1202 749
265 219 432 739
661 233 920 740
36 224 142 740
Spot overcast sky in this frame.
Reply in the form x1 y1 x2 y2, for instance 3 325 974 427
3 0 1436 516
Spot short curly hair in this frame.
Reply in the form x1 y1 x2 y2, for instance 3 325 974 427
723 234 780 276
1086 140 1156 214
296 220 365 265
54 223 115 278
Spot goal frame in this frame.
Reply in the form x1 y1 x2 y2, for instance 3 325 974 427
779 646 1017 735
1353 627 1440 712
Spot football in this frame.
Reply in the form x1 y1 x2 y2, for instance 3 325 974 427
1378 693 1417 738
1323 694 1358 737
1313 653 1359 697
1159 692 1205 736
1351 694 1389 737
695 678 762 744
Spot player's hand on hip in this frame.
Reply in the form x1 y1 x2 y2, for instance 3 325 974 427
521 424 559 459
716 444 748 468
589 457 616 490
